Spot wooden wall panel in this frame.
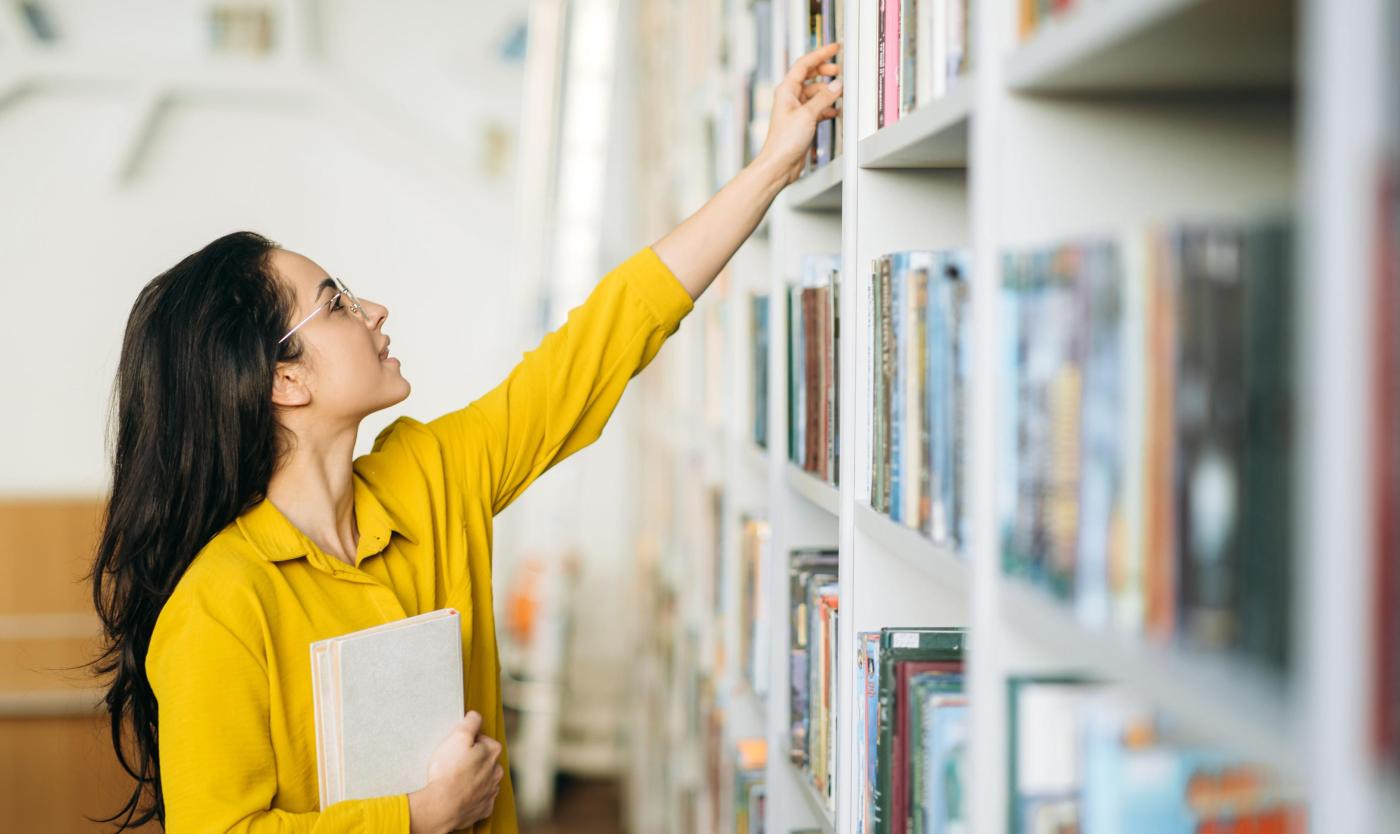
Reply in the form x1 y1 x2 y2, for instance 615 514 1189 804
0 499 152 830
0 498 105 615
0 715 159 831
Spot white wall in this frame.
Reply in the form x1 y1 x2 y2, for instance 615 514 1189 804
0 0 534 494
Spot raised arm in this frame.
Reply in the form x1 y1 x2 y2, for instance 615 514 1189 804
653 41 843 299
420 44 842 516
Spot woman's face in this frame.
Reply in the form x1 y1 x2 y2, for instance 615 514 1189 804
271 248 411 420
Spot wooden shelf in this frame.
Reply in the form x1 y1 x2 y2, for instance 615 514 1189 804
852 503 967 592
999 578 1299 778
1006 0 1295 93
786 159 843 210
784 462 838 516
857 81 973 169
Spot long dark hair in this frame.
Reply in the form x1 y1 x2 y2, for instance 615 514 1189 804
85 231 303 830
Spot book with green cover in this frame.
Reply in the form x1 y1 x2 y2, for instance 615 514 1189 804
875 628 965 834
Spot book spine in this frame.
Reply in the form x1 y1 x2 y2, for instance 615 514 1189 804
891 254 907 522
881 257 896 513
878 0 887 129
885 0 902 126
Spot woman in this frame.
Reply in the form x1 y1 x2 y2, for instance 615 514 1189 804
88 44 841 834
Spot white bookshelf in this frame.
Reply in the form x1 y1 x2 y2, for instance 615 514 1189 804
627 1 1393 834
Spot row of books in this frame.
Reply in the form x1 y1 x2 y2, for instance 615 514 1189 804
1015 0 1096 42
1011 678 1306 833
789 254 843 485
877 0 972 130
805 0 845 171
752 294 772 449
868 250 971 548
856 628 966 834
209 4 277 56
744 1 778 168
733 738 768 834
788 549 840 814
998 218 1295 673
740 517 773 697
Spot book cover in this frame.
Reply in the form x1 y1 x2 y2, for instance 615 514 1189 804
875 629 964 834
311 608 464 808
880 256 896 513
856 631 882 834
894 664 961 834
1075 239 1124 629
890 252 909 522
884 0 902 127
1174 225 1246 653
922 696 968 834
1238 218 1294 672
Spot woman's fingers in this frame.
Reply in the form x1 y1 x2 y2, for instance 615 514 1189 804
803 79 843 119
784 41 841 86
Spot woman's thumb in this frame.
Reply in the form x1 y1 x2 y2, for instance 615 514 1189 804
460 710 484 742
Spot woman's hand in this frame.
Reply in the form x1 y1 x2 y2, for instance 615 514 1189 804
409 711 505 834
757 42 843 186
650 43 843 301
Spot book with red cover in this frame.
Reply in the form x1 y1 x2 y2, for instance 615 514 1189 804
892 660 961 834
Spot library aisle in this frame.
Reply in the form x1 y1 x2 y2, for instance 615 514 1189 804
615 1 1399 833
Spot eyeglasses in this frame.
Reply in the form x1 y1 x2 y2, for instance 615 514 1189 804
278 277 367 345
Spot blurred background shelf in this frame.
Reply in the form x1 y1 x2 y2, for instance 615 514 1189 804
999 578 1298 778
784 463 839 516
1006 0 1296 93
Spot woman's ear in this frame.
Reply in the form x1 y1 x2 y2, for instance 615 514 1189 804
271 362 312 408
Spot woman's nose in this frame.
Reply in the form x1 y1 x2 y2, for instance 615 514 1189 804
361 297 389 328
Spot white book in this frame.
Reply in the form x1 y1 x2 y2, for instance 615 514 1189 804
310 608 464 809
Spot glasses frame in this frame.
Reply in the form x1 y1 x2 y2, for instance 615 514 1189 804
278 277 366 345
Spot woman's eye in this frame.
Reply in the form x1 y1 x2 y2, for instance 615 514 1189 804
330 295 344 312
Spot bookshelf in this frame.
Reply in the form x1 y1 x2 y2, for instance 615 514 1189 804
626 1 1394 833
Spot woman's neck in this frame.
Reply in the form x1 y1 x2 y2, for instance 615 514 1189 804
265 424 361 565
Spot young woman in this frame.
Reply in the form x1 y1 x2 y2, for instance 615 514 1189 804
88 44 841 834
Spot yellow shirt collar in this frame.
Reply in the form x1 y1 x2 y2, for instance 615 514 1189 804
237 472 416 564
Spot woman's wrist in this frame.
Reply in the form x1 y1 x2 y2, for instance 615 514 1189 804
749 148 799 195
408 784 448 834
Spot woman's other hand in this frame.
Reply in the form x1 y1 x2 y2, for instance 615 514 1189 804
409 710 505 834
757 42 843 186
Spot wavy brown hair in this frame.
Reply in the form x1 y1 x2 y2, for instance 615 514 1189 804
84 231 303 829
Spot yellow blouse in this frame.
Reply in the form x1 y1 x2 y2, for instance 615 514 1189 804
145 247 694 834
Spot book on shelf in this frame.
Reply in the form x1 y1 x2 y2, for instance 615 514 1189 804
1015 0 1087 43
878 0 973 130
998 217 1296 674
789 254 842 486
803 0 844 173
753 293 772 449
1009 678 1307 834
309 608 464 809
868 250 970 548
741 516 773 695
746 1 777 167
859 628 966 834
1375 132 1400 767
788 548 839 815
733 737 768 834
